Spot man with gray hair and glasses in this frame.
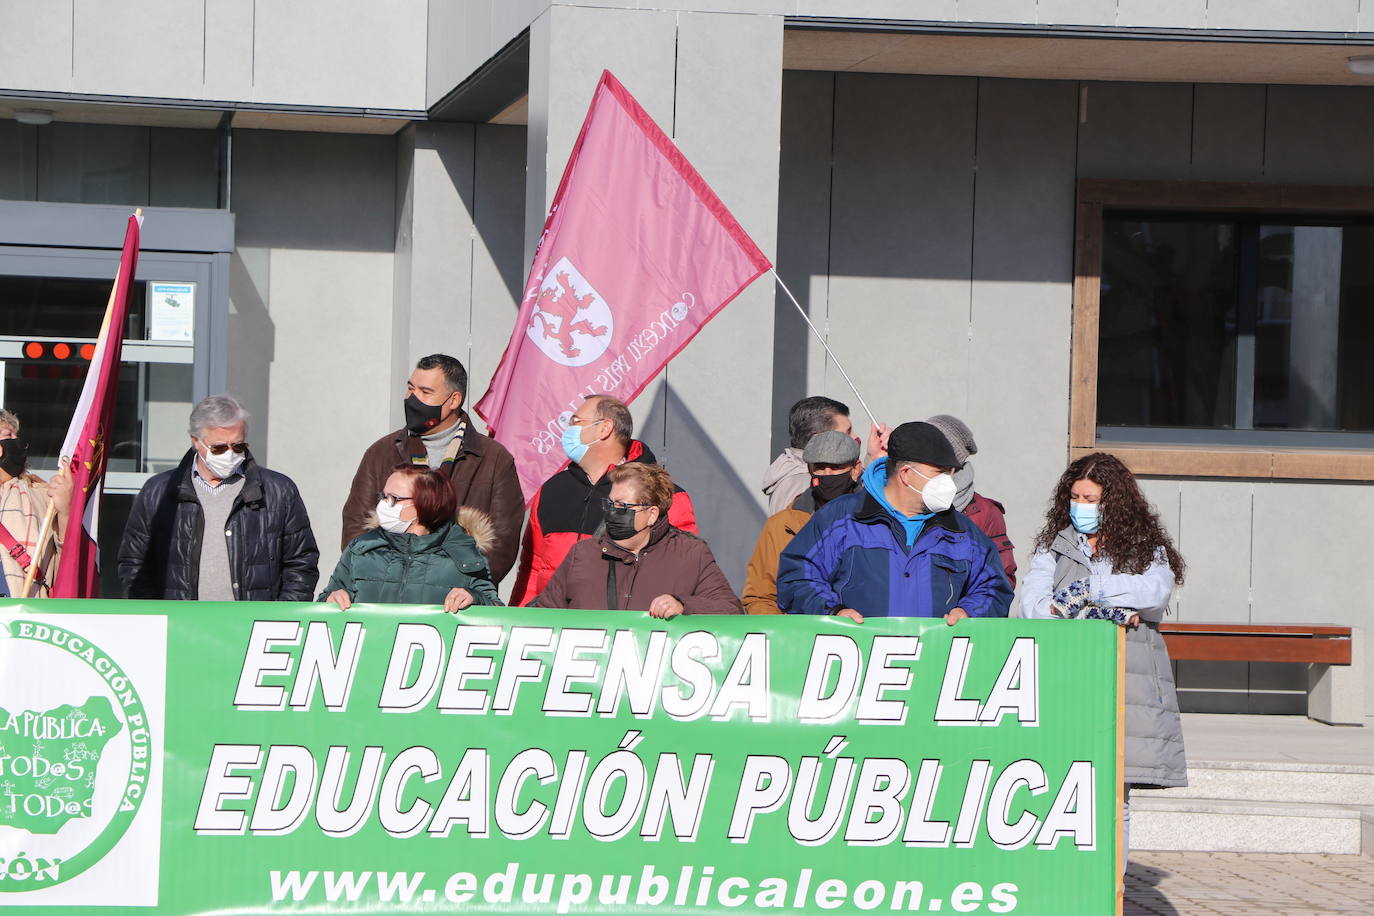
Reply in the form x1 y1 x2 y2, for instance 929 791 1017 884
117 394 319 601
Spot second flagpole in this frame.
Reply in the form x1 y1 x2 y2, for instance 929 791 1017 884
771 268 879 428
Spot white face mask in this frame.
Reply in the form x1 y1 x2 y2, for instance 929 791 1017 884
376 499 412 534
903 464 957 513
200 442 243 479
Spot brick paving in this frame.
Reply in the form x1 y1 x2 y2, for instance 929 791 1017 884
1126 852 1374 915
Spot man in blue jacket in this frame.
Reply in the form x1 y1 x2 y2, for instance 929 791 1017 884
777 421 1012 623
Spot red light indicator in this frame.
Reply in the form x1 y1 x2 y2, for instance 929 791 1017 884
52 343 71 359
23 342 43 359
79 343 96 361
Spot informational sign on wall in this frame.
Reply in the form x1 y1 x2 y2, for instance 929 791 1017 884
146 282 194 341
0 602 1123 915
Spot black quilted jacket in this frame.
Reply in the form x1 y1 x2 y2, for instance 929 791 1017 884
116 449 319 601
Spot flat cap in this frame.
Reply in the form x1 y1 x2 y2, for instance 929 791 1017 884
802 429 860 465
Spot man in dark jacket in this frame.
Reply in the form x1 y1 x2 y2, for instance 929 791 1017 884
777 421 1011 623
117 395 319 601
511 394 696 606
340 354 524 583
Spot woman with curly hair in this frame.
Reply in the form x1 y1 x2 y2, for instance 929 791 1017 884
1021 452 1187 869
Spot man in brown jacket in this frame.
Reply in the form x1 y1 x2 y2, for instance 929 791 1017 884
528 463 741 616
341 354 523 582
742 430 861 614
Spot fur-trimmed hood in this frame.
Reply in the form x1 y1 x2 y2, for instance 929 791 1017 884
362 505 497 557
456 506 496 558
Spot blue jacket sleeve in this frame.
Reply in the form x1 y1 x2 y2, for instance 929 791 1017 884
777 505 845 615
1018 548 1058 619
956 523 1014 618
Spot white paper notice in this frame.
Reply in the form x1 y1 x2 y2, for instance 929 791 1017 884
147 281 195 341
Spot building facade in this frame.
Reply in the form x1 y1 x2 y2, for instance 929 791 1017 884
2 1 1371 717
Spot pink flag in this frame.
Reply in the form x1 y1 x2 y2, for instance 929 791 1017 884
50 213 142 598
475 70 771 501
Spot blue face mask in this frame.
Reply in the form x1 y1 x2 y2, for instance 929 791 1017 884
1069 501 1100 534
561 424 590 463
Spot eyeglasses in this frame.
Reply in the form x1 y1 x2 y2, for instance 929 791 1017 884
202 440 248 455
568 415 608 427
377 492 415 507
601 497 650 512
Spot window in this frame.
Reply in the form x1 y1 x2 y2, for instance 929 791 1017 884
1072 181 1374 480
0 199 232 592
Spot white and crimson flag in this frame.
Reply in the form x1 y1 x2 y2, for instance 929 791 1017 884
475 70 772 500
49 212 142 598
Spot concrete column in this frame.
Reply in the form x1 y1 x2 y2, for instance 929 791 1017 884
392 122 477 430
525 6 784 587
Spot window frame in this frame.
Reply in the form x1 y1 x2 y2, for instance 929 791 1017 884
0 200 232 493
1072 179 1374 481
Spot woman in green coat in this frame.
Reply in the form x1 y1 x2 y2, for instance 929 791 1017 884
320 464 500 611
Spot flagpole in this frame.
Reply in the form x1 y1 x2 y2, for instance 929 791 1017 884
20 216 134 599
770 268 879 427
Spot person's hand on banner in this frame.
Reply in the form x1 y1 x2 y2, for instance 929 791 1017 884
833 607 864 623
647 594 684 619
326 589 352 611
945 607 969 626
866 423 891 463
444 587 476 613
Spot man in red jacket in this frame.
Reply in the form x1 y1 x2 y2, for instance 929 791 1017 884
512 395 696 606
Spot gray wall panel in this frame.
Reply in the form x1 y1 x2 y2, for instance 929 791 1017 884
795 0 955 16
1250 480 1374 712
230 130 398 577
1117 0 1206 27
1078 82 1194 181
773 71 836 457
1190 84 1266 182
468 123 530 417
1206 0 1359 32
966 78 1078 587
956 0 1037 23
1136 477 1182 617
252 1 427 109
1036 0 1119 24
203 0 255 101
0 0 74 93
0 121 38 201
72 0 204 99
662 10 783 585
149 128 219 209
1262 86 1374 186
526 5 677 263
827 74 977 428
1173 480 1251 624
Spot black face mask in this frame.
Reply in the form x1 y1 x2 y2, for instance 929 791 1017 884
0 438 28 478
404 394 448 435
811 473 858 507
604 505 643 541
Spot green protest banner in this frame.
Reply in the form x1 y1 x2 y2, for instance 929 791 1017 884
0 600 1122 915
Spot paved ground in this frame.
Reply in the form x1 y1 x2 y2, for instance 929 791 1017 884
1126 851 1374 915
1179 714 1374 768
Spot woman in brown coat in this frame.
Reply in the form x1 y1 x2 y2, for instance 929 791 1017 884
527 463 742 618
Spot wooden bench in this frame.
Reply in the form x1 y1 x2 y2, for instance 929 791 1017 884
1159 623 1364 726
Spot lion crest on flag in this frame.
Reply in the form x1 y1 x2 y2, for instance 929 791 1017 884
525 257 614 367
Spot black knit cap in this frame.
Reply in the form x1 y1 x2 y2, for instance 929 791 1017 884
886 421 959 469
